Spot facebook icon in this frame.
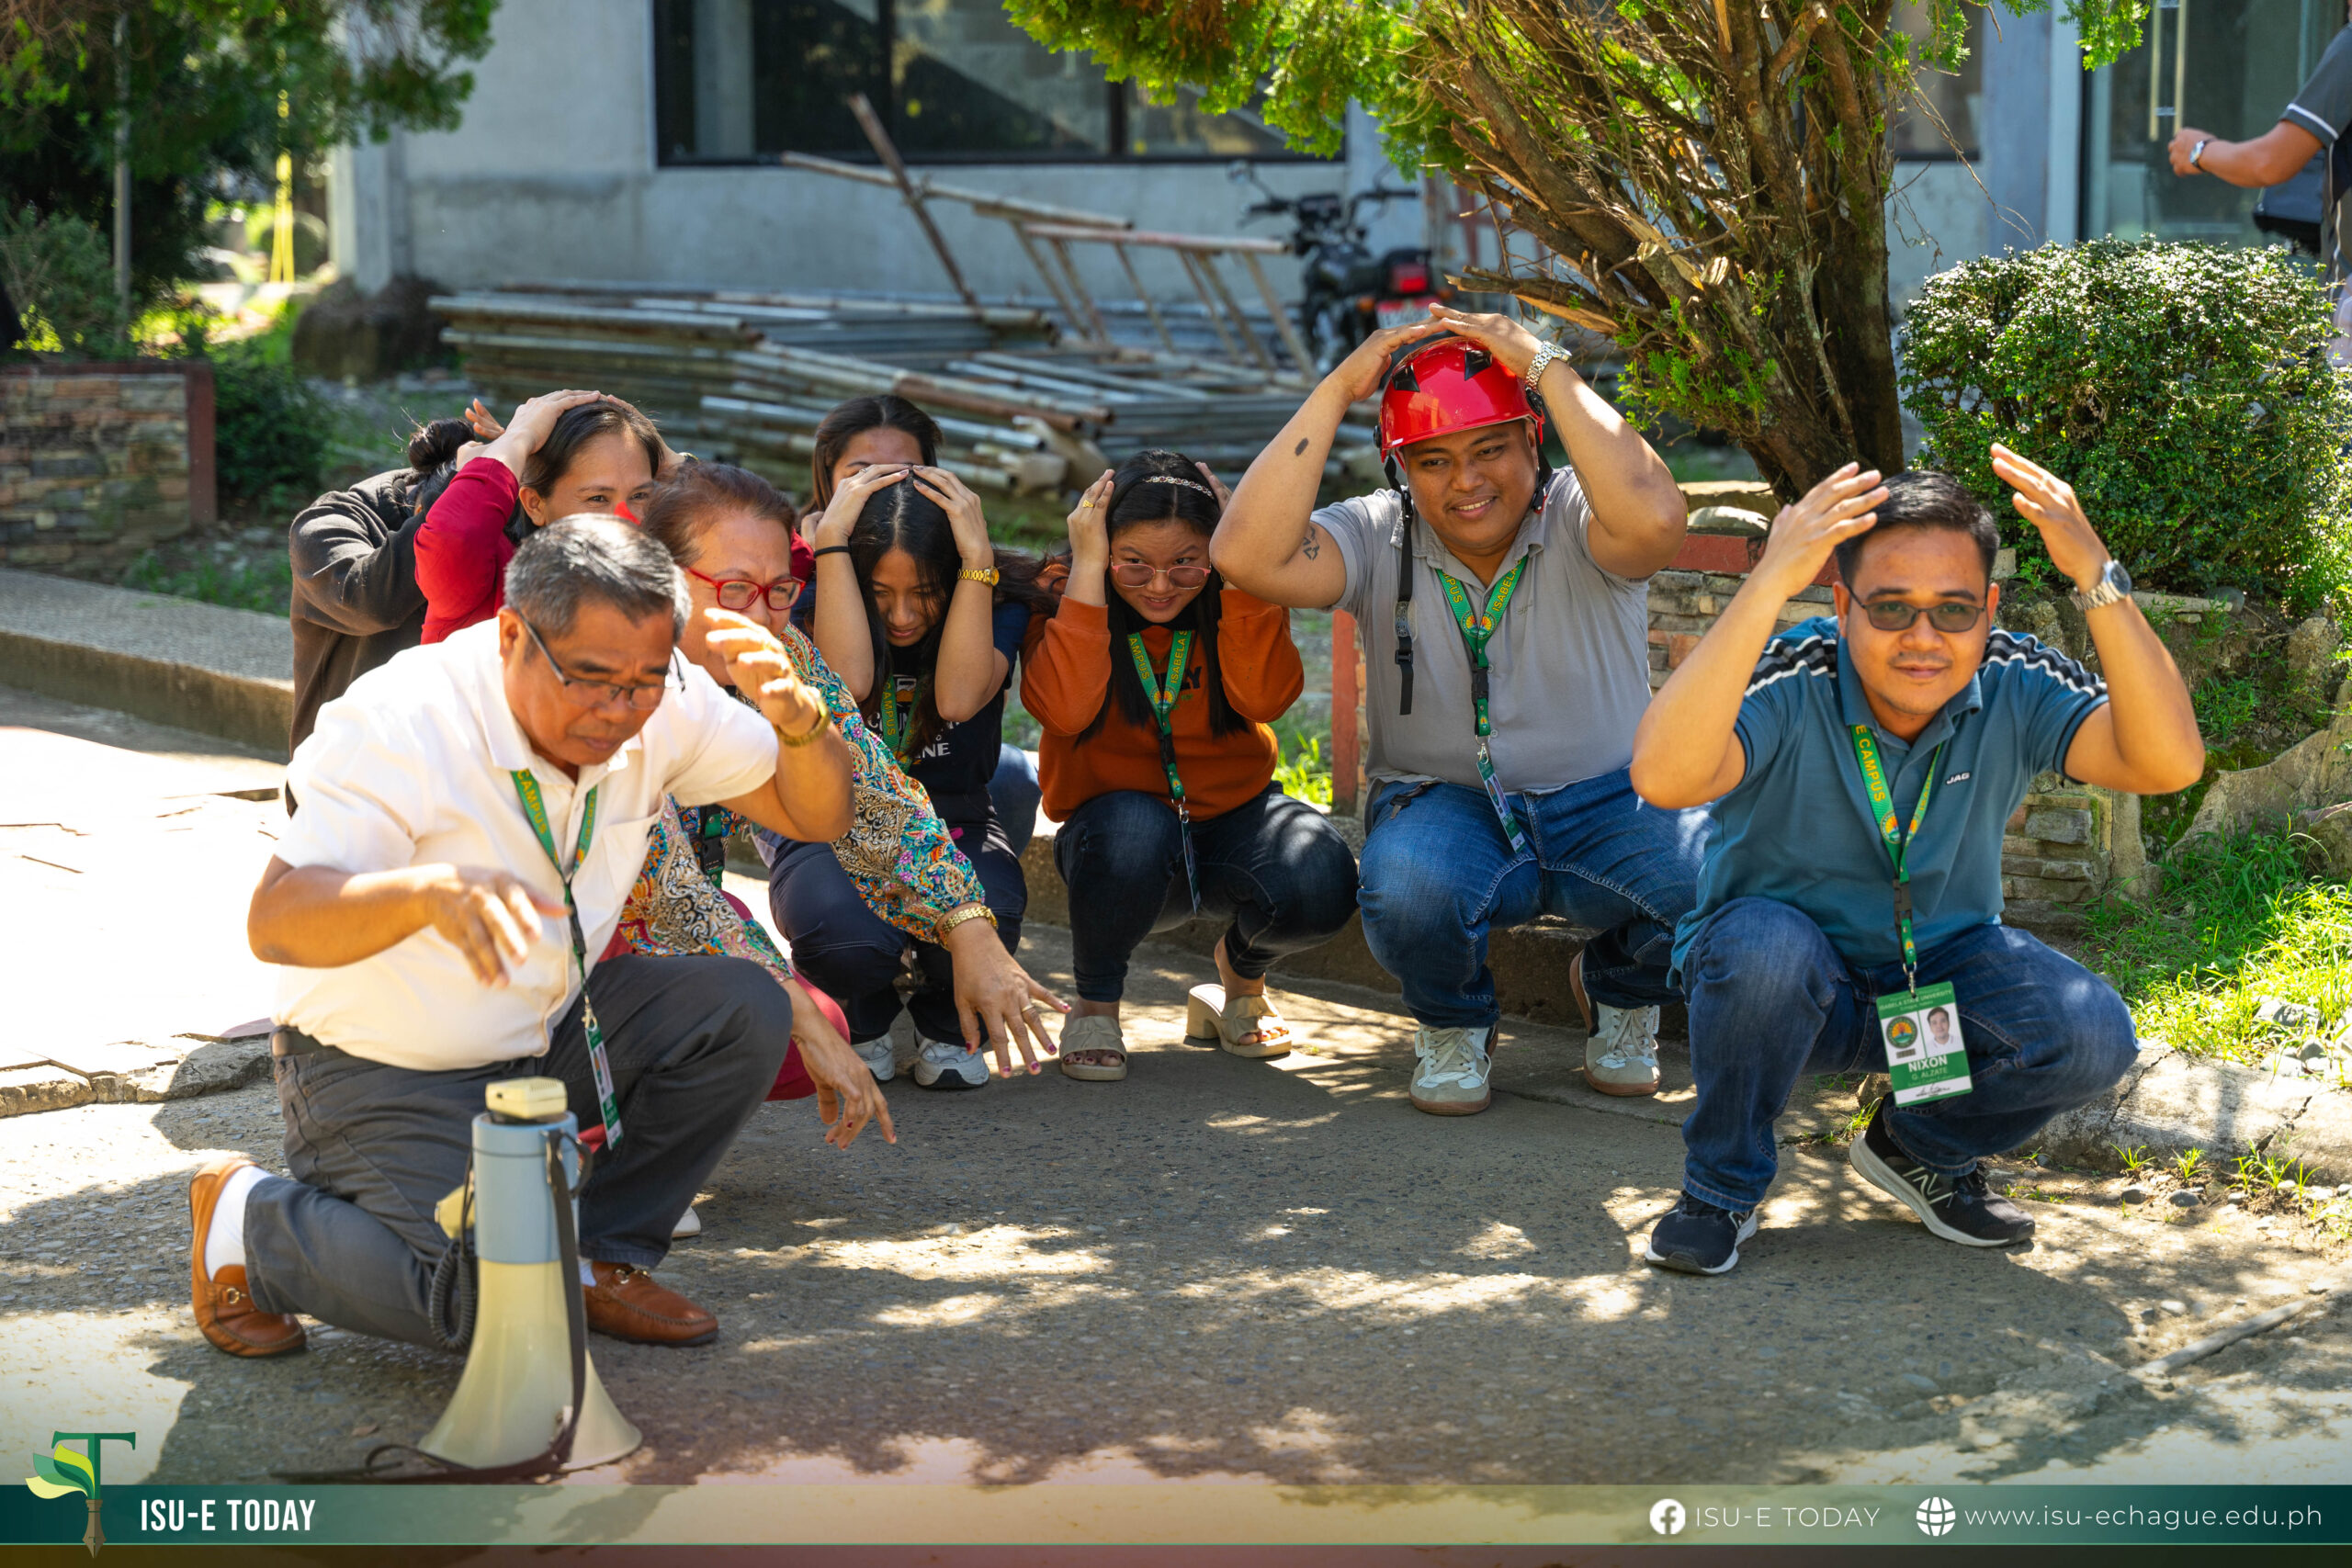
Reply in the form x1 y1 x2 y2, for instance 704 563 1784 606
1650 1498 1687 1536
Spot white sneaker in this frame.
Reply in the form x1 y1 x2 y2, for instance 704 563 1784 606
672 1204 702 1238
910 1035 989 1090
854 1037 897 1083
1409 1025 1492 1115
1584 1003 1661 1097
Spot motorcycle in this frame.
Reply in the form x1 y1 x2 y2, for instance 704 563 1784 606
1230 162 1451 373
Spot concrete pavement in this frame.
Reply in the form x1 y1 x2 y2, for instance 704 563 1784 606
0 692 2346 1492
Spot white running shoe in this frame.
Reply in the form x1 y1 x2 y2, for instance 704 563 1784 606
910 1035 989 1090
1409 1025 1493 1115
671 1204 702 1238
1584 1003 1662 1097
854 1037 897 1083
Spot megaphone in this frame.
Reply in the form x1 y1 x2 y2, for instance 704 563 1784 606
418 1076 640 1472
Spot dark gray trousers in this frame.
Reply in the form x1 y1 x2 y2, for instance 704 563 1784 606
243 954 791 1348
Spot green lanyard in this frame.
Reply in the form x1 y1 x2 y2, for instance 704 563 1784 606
1433 556 1531 853
878 672 928 765
1125 629 1201 914
510 770 624 1146
1847 728 1947 994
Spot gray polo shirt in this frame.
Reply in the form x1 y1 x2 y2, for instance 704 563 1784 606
1317 470 1653 794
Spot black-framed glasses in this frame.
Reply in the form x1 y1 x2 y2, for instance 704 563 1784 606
1110 561 1212 590
684 564 803 614
518 616 673 711
1858 599 1986 634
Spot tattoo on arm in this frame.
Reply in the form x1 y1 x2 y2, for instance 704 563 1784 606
1301 528 1322 560
1293 438 1309 457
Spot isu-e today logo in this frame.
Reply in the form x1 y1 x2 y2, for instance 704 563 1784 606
24 1430 134 1555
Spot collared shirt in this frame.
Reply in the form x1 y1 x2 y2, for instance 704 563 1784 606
273 618 779 1072
1316 469 1653 794
2284 24 2352 280
1673 616 2108 977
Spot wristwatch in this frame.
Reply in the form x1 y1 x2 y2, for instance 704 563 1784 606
2189 138 2210 171
957 565 1001 587
1523 341 1569 395
2071 558 2133 613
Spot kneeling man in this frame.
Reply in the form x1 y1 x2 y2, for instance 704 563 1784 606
192 517 868 1354
1630 449 2202 1274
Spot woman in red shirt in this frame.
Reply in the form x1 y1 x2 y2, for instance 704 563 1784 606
413 390 679 641
1022 449 1359 1081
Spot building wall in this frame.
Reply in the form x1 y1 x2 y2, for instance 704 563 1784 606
0 364 213 570
332 0 1340 302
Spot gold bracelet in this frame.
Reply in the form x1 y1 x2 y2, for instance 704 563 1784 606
957 565 1001 587
935 902 998 939
775 712 831 749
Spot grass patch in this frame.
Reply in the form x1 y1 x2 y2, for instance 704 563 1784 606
2083 827 2352 1066
121 544 291 616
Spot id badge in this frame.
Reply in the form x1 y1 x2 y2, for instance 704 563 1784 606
1475 739 1529 852
1874 980 1973 1104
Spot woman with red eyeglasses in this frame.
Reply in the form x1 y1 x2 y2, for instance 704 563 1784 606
1021 449 1359 1083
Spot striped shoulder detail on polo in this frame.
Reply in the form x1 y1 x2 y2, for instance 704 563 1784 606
1746 631 1838 694
1982 628 2107 699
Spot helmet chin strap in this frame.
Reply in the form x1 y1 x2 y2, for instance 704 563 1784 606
1383 414 1553 721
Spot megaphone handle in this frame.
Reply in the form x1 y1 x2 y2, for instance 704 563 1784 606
544 1129 589 1470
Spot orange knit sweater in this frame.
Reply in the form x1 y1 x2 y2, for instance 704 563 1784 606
1020 571 1304 823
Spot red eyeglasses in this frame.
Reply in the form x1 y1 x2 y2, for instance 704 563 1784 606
684 565 804 614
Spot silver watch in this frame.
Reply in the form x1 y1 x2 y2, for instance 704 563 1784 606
1523 341 1569 395
2071 557 2132 613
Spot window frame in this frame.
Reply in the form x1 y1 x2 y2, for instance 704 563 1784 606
649 0 1329 168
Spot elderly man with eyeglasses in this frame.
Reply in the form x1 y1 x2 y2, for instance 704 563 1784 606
1628 452 2205 1276
188 516 868 1359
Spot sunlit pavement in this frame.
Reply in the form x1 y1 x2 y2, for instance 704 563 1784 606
2 688 2346 1489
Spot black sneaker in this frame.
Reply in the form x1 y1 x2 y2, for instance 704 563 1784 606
1643 1192 1759 1275
1849 1102 2034 1247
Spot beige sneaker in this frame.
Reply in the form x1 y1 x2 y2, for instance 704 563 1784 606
1409 1026 1492 1115
1571 948 1659 1097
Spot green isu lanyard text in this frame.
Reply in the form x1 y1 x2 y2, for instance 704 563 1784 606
510 770 624 1145
1433 556 1530 853
1126 629 1201 914
878 671 929 765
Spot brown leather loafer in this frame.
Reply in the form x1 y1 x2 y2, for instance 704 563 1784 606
583 1260 717 1347
188 1156 305 1358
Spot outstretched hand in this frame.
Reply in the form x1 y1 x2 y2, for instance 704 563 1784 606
1755 463 1887 598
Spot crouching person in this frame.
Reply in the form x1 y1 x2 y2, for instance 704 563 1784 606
1631 451 2202 1275
191 517 872 1357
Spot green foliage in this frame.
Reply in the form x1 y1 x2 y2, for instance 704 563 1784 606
2111 1142 2151 1176
1901 240 2352 611
0 3 497 299
122 543 291 615
2083 827 2352 1066
2172 1146 2205 1184
1272 731 1333 807
208 338 327 509
0 200 128 355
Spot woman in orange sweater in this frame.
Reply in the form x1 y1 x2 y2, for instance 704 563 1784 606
1023 449 1359 1081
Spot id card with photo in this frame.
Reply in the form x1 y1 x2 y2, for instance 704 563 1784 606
1874 981 1973 1104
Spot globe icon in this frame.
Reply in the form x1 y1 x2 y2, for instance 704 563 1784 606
1916 1496 1956 1537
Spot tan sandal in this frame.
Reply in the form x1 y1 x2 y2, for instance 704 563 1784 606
1184 983 1294 1058
1057 1013 1128 1081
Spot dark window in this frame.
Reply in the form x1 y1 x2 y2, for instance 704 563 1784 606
652 0 1307 164
1888 0 1984 160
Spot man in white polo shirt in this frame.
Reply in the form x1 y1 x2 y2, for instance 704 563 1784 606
187 517 867 1357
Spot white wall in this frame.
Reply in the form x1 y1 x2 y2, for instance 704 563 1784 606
333 0 1342 302
1886 160 1996 310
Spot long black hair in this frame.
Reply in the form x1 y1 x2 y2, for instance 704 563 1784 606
1069 448 1247 746
848 478 1052 756
812 395 943 511
400 416 473 517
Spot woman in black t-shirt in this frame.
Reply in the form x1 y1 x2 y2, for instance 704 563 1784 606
775 447 1055 1089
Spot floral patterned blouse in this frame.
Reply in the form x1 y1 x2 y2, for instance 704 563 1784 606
613 622 986 967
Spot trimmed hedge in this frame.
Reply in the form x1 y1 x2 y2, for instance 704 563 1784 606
1899 240 2352 610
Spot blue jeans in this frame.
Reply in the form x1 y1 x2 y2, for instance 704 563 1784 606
1056 785 1360 1004
989 743 1041 858
1679 897 2140 1210
1357 768 1705 1028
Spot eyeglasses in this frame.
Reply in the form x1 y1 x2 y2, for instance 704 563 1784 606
684 564 803 614
518 616 672 711
1110 561 1212 590
1858 599 1986 634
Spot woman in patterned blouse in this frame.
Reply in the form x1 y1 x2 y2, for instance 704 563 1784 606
639 463 1069 1079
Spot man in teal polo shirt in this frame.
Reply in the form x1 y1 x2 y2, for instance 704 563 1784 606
1628 448 2205 1274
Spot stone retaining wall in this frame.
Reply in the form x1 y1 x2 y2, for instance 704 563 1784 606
0 360 215 570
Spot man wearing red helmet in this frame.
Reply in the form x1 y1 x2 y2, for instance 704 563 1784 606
1216 305 1703 1115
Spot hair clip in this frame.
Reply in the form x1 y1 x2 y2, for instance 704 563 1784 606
1138 474 1216 497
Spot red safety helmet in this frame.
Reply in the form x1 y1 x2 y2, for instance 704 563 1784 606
1376 335 1544 460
